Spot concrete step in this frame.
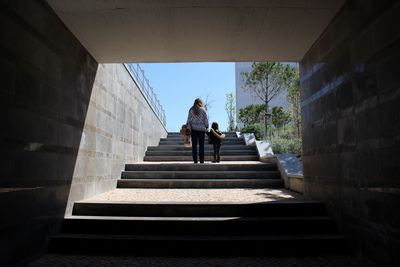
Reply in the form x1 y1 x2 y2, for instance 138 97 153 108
166 136 239 140
145 150 258 156
72 201 327 217
168 132 238 137
125 163 277 172
143 155 259 161
121 170 280 179
49 233 345 256
117 178 284 188
159 140 245 145
61 216 338 235
147 145 254 151
162 137 242 141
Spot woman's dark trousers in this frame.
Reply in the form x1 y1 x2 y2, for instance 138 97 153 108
213 143 221 162
191 130 205 163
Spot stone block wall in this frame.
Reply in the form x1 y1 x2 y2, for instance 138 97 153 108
0 0 97 265
65 64 167 215
300 0 400 265
0 0 167 265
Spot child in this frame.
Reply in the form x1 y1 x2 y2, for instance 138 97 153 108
208 122 225 163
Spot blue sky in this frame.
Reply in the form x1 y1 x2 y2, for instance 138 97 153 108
140 63 235 132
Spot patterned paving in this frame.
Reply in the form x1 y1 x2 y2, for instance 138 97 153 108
85 188 300 203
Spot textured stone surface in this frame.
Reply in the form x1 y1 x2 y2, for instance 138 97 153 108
85 188 299 203
300 0 400 265
0 0 97 265
65 64 167 215
275 154 303 175
0 1 167 265
46 0 345 62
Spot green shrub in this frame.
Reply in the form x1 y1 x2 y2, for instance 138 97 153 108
240 124 302 157
269 136 302 156
240 123 262 140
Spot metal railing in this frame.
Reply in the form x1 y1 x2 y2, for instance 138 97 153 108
124 63 166 127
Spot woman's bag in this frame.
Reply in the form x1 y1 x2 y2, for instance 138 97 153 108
180 124 192 148
183 135 192 148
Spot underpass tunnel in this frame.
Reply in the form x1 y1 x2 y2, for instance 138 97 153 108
1 0 399 266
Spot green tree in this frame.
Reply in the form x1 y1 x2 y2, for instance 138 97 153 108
271 106 291 135
238 104 265 126
225 92 236 131
286 69 301 138
241 62 297 138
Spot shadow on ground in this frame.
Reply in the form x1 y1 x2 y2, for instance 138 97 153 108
28 254 377 267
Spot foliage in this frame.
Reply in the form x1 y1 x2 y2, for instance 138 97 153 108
241 62 295 104
225 92 236 131
240 123 262 140
271 106 291 133
240 119 302 156
241 62 298 137
238 104 265 126
239 63 302 157
269 136 302 156
286 69 301 138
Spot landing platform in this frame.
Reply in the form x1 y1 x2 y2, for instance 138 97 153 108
131 161 272 165
85 188 302 204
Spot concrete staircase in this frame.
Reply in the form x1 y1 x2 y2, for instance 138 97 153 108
48 132 346 256
118 161 283 189
144 132 259 161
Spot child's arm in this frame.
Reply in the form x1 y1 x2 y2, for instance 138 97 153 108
210 128 225 139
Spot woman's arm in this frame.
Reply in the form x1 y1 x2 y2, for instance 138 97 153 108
186 110 192 129
202 108 209 130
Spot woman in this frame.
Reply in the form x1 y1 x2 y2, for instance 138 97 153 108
186 98 209 163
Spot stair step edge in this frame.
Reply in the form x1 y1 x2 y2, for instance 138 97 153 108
64 215 333 221
54 233 345 241
73 200 324 205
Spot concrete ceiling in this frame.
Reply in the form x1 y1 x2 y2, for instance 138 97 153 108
47 0 344 63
